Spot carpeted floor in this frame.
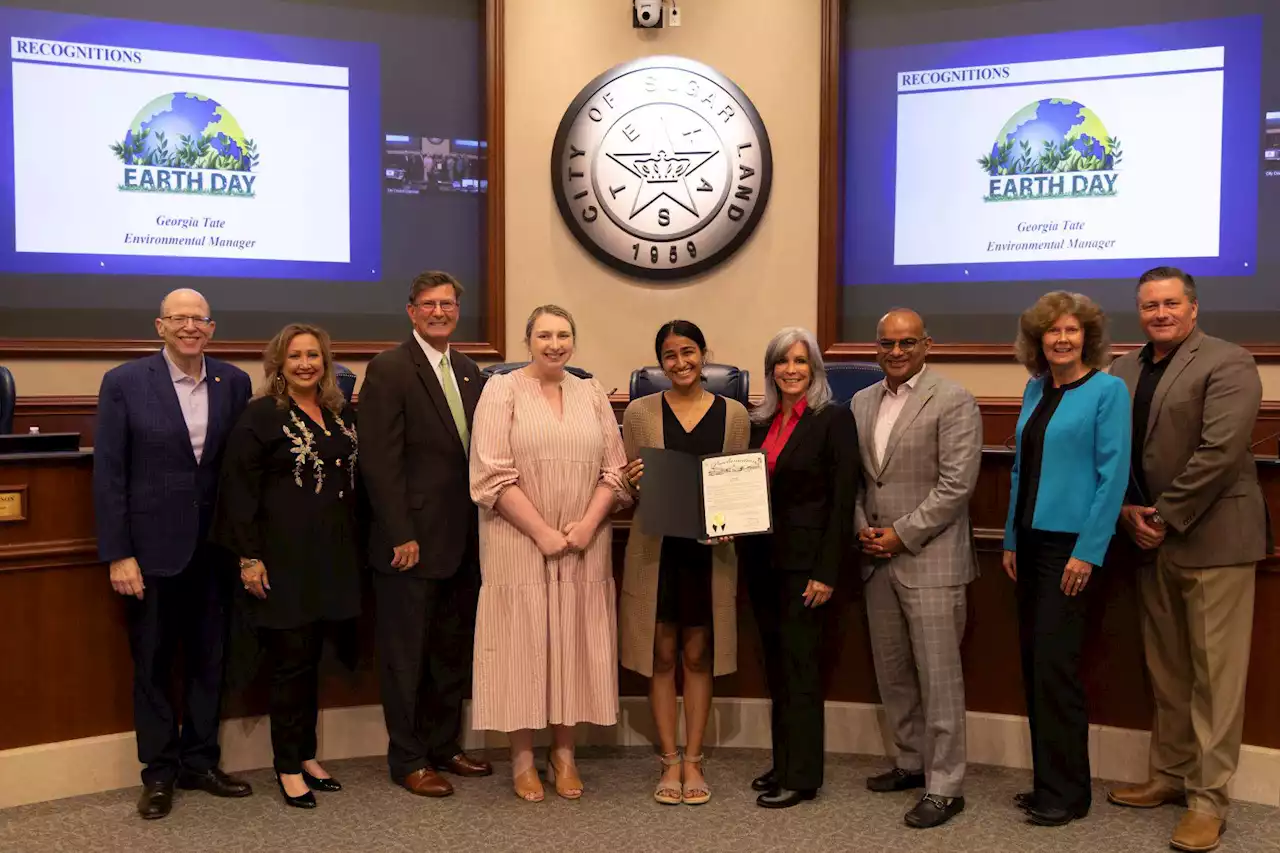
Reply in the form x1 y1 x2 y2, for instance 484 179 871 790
1 748 1277 853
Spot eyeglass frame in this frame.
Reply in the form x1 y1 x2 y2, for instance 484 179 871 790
875 336 928 353
160 314 214 328
410 298 460 313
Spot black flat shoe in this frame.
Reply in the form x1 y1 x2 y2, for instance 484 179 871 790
751 769 778 792
1014 791 1037 811
1026 804 1088 826
177 767 253 798
866 768 927 793
136 782 173 820
275 773 317 809
302 770 342 793
905 794 965 829
757 788 817 809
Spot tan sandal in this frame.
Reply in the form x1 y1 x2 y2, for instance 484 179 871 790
512 766 544 802
682 753 710 805
654 750 682 805
546 749 583 800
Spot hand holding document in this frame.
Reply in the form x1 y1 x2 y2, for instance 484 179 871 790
636 448 772 541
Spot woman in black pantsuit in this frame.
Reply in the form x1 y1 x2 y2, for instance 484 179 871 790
739 327 858 809
216 323 361 810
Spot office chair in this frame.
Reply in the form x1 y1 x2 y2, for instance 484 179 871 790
628 364 750 408
826 361 885 405
481 361 594 381
333 363 357 404
0 366 13 434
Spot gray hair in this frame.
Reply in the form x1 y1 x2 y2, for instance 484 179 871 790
752 326 832 424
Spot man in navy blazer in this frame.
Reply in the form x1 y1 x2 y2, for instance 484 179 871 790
93 289 253 819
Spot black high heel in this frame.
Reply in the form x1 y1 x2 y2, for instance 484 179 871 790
275 772 317 809
302 769 342 793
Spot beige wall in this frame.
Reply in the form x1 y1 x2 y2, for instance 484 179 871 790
6 0 1278 401
502 0 822 397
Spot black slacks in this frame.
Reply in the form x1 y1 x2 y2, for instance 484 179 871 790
1016 528 1093 813
373 565 479 781
124 545 229 786
261 623 325 774
748 566 828 791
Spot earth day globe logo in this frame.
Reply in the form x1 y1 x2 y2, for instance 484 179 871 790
111 92 260 197
979 98 1123 201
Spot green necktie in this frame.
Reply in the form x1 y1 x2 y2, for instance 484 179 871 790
440 355 470 452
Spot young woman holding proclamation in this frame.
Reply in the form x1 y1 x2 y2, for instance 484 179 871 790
620 321 750 805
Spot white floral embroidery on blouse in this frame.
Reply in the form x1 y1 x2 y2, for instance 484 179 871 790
283 410 324 494
337 416 358 489
282 408 359 494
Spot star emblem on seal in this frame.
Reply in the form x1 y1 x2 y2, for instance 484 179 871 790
551 56 773 281
605 119 718 219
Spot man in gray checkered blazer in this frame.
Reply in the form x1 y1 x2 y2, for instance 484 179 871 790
852 309 983 830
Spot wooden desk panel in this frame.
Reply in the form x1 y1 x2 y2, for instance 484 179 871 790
3 446 1278 752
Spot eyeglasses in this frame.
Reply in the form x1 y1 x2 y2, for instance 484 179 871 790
413 299 458 313
876 337 922 353
161 315 213 328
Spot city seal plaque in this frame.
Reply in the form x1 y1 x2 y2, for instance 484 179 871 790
551 56 773 280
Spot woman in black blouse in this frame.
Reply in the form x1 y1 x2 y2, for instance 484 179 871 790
216 323 360 810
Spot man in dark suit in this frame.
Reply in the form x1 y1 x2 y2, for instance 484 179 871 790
94 288 254 819
359 270 491 797
1107 267 1268 853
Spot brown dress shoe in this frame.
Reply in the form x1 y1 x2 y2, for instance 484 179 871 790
1106 779 1186 808
399 767 454 797
432 752 494 778
1170 811 1226 852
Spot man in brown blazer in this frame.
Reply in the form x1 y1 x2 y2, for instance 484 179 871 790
359 271 492 797
1107 267 1268 853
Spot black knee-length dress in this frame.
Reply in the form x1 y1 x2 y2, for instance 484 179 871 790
655 394 726 628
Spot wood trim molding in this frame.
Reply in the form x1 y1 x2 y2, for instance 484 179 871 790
0 339 508 361
816 0 843 354
0 537 99 573
0 1 507 362
482 0 507 362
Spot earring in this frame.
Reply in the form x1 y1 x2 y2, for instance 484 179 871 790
272 372 286 394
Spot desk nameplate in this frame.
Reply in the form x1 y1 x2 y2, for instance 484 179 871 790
0 486 27 522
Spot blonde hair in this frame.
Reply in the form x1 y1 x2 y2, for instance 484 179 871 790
524 304 577 343
257 323 346 414
1015 291 1111 376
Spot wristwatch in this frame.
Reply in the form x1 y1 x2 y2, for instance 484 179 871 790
1149 510 1164 526
239 557 260 569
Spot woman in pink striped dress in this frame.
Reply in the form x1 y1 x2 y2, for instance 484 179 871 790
469 305 632 803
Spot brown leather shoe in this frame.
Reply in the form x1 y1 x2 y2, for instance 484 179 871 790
399 767 454 797
1170 811 1226 852
431 752 494 778
1106 779 1186 808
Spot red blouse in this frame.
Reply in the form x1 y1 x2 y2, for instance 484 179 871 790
762 396 808 475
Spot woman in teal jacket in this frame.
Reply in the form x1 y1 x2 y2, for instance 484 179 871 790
1003 291 1130 828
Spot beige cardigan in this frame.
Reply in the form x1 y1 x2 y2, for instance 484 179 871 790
618 393 751 677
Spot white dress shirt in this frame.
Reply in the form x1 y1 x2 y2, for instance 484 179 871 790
873 365 925 469
412 328 451 385
162 346 209 463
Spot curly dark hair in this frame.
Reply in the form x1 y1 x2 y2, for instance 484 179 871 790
1014 291 1111 376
